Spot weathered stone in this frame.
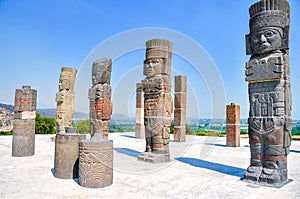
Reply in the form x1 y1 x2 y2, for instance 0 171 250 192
12 86 37 157
226 103 241 147
54 133 86 179
135 82 145 140
138 39 173 163
79 140 113 188
12 119 35 156
174 75 187 143
78 58 114 189
244 0 292 187
89 58 113 140
56 67 77 134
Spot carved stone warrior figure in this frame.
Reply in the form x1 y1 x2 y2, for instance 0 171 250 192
89 58 112 140
244 0 292 187
138 39 173 163
56 67 77 133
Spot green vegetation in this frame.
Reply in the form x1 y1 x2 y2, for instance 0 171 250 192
35 113 56 134
170 120 195 135
0 131 13 136
73 119 90 134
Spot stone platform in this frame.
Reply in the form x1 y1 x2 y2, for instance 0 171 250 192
0 133 300 198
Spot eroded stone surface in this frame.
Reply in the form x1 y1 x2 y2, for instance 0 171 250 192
174 76 187 142
12 86 37 157
89 58 112 140
54 133 86 179
56 67 77 134
79 140 113 188
226 103 240 147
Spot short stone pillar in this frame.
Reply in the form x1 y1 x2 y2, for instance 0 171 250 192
54 132 86 179
12 85 37 157
56 67 77 134
174 75 187 142
135 83 145 139
79 140 113 188
226 103 240 147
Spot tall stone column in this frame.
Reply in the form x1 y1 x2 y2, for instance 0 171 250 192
226 103 240 147
56 67 77 134
243 0 292 187
135 83 145 139
12 85 37 157
138 39 173 163
79 58 113 188
174 75 187 142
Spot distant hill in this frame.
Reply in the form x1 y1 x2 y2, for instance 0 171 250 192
0 103 14 112
37 108 89 119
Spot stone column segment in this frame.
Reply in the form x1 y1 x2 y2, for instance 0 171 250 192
12 85 37 157
54 133 86 179
226 103 240 147
135 83 145 139
79 140 113 188
174 75 187 142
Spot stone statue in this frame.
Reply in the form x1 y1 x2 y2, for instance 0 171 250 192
138 39 173 163
56 67 77 133
12 85 37 157
88 58 112 140
78 58 113 188
244 0 292 187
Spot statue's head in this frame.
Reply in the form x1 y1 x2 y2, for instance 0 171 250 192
92 58 112 86
246 0 290 55
59 67 77 91
143 39 172 77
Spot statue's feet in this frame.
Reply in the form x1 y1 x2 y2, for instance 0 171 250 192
243 166 262 182
259 168 287 185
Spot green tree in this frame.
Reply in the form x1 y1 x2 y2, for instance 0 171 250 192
170 120 194 135
35 113 56 134
74 119 90 134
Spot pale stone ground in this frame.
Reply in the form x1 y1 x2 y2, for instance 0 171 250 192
0 133 300 199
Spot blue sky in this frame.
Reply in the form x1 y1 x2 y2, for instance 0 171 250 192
0 0 299 119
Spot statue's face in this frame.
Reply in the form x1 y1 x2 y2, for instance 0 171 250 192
59 79 69 91
92 71 102 85
143 58 163 76
250 27 283 54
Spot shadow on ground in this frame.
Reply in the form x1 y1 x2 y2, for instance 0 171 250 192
120 135 136 139
176 157 245 178
205 143 227 147
114 148 141 158
290 149 300 153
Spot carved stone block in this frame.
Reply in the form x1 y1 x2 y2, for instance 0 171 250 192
54 133 86 179
12 119 35 157
79 140 113 188
174 126 186 142
226 124 240 147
